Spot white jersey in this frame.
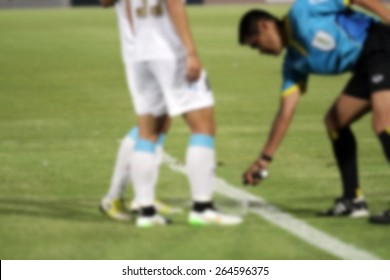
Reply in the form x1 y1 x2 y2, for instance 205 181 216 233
116 0 134 64
130 0 186 61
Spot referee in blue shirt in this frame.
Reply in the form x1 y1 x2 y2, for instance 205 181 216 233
239 0 390 224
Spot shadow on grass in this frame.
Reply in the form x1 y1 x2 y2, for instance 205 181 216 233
0 195 350 222
0 196 194 224
0 196 112 223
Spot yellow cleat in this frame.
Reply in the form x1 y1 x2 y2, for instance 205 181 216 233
129 199 183 215
155 200 183 215
100 198 132 221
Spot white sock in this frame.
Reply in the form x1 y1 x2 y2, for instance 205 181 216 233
104 127 138 200
186 134 215 202
156 134 166 166
131 134 166 207
154 133 166 181
130 138 158 207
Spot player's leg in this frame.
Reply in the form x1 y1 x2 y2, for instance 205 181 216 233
184 108 241 226
128 117 182 215
150 118 183 214
100 127 139 221
99 60 144 220
100 61 172 220
153 60 242 225
183 106 216 208
125 62 174 214
130 114 168 226
130 115 168 210
323 92 370 217
107 127 139 201
128 61 171 226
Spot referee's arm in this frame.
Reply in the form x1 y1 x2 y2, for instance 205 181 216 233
352 0 390 24
243 89 301 186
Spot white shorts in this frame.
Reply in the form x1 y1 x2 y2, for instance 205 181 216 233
125 58 214 117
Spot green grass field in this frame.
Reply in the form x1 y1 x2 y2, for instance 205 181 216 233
0 5 389 260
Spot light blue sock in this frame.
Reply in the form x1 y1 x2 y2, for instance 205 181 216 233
186 134 215 202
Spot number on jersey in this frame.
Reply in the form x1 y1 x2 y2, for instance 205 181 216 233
136 0 164 18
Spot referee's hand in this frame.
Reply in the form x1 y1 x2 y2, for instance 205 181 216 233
242 159 269 186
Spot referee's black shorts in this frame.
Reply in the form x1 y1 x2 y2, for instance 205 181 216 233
344 23 390 100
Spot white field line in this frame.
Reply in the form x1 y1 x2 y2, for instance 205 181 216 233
163 153 380 260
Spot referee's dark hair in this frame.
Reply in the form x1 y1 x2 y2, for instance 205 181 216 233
238 9 282 45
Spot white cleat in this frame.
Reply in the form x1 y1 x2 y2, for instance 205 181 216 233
320 197 369 218
188 209 243 226
136 214 171 228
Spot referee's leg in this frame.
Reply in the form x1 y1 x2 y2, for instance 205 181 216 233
369 90 390 224
371 90 390 162
324 94 370 200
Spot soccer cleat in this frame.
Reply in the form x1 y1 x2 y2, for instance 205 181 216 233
129 199 141 214
155 200 183 215
369 209 390 225
100 198 132 221
136 214 172 227
320 197 369 218
129 199 183 215
188 209 243 226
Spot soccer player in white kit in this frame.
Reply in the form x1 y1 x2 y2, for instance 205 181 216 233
125 0 242 227
100 0 180 220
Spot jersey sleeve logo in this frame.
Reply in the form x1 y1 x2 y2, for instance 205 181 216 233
371 74 384 84
312 31 336 51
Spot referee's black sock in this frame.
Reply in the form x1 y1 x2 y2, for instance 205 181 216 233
329 127 360 199
378 129 390 163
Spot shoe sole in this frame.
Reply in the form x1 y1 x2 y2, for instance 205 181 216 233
369 215 390 224
188 218 207 227
136 217 173 227
188 217 242 226
349 210 369 218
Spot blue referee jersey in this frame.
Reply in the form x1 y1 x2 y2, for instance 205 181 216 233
281 0 375 97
